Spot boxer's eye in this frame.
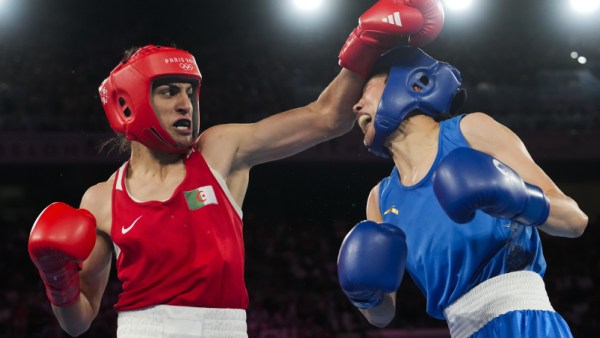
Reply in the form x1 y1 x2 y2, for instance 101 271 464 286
412 75 428 92
358 114 372 131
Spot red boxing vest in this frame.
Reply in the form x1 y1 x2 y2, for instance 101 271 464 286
110 150 247 311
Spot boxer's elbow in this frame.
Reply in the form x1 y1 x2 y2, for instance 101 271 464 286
563 200 589 238
546 193 589 238
568 211 588 238
549 209 589 238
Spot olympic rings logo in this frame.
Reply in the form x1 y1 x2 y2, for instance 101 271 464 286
179 63 194 71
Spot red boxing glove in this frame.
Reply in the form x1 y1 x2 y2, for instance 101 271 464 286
406 0 445 46
339 0 445 78
28 202 96 307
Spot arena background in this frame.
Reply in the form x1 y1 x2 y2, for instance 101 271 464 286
0 0 598 337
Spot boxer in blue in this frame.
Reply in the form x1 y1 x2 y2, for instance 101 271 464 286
337 46 589 337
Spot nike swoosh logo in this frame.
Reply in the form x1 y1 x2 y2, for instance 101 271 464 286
122 215 143 235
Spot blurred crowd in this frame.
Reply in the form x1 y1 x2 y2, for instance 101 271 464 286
0 161 598 338
1 204 598 337
0 2 599 134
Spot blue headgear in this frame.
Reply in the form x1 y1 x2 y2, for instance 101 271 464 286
369 46 466 157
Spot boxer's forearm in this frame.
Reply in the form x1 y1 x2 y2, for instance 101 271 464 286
537 189 588 238
52 295 97 337
359 292 397 328
308 68 364 138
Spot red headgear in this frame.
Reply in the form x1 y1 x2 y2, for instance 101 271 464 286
99 45 202 153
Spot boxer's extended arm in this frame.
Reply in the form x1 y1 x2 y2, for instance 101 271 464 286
201 68 363 168
197 68 364 207
50 183 114 336
357 185 398 327
460 113 588 237
200 1 445 180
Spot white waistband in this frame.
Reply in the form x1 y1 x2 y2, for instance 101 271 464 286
443 271 555 338
117 305 247 338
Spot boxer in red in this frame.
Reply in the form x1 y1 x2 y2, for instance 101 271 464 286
28 1 445 336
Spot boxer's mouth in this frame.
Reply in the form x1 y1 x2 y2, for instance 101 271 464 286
173 119 191 130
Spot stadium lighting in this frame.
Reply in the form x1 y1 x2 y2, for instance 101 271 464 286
577 56 587 64
570 51 579 59
293 0 323 12
570 0 600 14
0 0 10 13
0 0 19 25
275 0 331 32
444 0 473 11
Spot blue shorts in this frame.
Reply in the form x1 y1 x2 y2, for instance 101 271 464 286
472 309 572 338
444 272 571 338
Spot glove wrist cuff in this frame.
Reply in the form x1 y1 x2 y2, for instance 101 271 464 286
512 183 550 227
346 290 384 309
46 282 81 307
338 30 384 78
36 260 81 307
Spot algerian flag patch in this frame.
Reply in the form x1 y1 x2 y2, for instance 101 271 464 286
184 185 218 210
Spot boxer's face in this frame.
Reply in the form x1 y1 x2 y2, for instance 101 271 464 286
151 81 195 148
353 74 387 147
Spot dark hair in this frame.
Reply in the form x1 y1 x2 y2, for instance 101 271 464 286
121 46 141 64
99 134 131 155
121 43 179 64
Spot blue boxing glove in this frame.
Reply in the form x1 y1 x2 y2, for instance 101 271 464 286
337 221 407 309
432 147 550 226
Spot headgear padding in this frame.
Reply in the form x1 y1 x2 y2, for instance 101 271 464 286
99 45 202 153
369 46 466 157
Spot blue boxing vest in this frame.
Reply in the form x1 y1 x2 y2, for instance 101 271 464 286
378 115 547 319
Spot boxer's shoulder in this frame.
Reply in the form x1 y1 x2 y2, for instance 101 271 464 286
81 181 112 235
